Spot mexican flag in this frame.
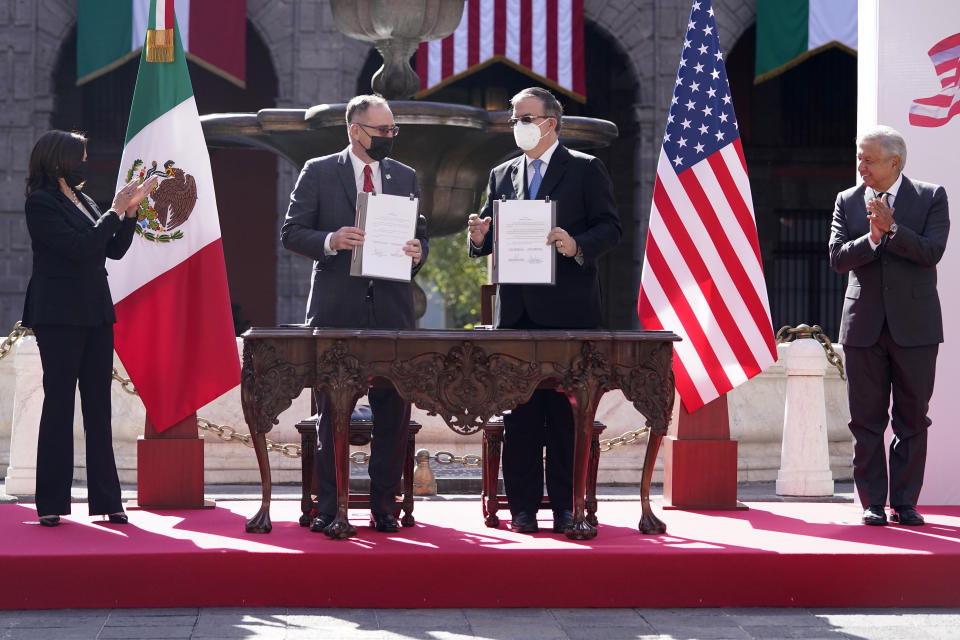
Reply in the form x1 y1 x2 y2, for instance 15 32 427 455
76 0 246 86
109 0 240 433
754 0 857 83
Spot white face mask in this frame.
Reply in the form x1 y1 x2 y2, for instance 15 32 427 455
513 120 548 151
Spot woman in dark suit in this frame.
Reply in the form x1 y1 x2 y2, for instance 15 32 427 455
22 130 157 527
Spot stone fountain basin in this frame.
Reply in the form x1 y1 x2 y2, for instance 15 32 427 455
201 101 617 237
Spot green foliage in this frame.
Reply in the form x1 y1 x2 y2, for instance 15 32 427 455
418 232 488 328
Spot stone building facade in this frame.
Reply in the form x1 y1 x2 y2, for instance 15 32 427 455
2 0 819 336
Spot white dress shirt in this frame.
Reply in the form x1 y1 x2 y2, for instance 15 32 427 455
866 172 902 250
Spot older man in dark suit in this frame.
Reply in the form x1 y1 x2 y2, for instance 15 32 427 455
281 94 428 534
467 87 621 534
829 125 949 527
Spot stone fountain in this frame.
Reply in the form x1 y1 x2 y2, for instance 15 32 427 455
200 0 617 237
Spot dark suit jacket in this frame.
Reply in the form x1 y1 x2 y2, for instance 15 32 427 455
22 187 137 328
829 175 949 348
280 147 429 329
469 144 621 329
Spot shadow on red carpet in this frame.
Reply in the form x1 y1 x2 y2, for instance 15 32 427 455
3 500 959 609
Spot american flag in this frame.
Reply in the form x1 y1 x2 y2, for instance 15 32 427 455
909 33 960 128
415 0 585 101
637 0 777 412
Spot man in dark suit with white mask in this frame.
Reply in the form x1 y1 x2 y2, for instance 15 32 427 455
467 87 621 534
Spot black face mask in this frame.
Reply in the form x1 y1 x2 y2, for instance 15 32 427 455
63 160 87 188
364 135 393 162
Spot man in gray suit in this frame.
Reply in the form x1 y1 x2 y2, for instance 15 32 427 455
829 125 949 527
281 94 428 534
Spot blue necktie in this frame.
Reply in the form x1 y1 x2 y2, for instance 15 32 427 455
528 159 543 200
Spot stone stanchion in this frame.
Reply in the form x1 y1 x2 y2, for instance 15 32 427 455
776 338 835 497
4 337 41 498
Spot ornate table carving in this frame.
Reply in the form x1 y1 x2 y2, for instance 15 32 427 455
240 328 679 539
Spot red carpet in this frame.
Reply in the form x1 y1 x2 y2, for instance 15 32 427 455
3 500 960 609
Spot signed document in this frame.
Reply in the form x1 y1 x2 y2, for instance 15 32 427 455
350 192 418 282
492 198 557 285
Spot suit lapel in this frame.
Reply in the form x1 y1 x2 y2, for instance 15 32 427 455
337 147 357 207
56 190 94 227
893 176 919 232
510 156 526 199
535 144 570 200
380 158 398 196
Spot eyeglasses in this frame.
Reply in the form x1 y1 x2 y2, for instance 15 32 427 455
508 115 548 127
354 122 400 137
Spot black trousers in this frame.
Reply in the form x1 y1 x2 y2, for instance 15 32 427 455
312 388 410 516
32 323 123 517
311 286 412 517
503 389 575 515
844 325 938 509
500 309 577 516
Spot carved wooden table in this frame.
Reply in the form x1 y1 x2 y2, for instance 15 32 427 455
240 328 678 539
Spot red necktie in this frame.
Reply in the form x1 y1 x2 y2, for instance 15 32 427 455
363 164 375 194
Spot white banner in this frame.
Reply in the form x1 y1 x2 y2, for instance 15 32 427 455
859 0 960 504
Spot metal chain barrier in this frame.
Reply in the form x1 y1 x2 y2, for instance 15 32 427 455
598 426 650 452
775 323 846 380
197 417 303 459
0 321 31 361
5 321 652 466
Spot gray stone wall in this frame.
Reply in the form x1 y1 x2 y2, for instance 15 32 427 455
0 0 74 332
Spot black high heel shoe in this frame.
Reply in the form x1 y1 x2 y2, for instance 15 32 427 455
106 512 128 524
38 515 60 527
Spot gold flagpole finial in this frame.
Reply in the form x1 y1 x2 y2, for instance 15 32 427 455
146 28 174 63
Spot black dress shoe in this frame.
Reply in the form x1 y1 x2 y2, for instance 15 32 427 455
310 513 335 533
891 506 925 526
510 511 539 534
370 512 399 532
38 515 60 527
862 505 888 526
552 509 574 533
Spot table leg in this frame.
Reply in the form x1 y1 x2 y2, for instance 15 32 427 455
400 422 416 528
586 428 601 527
245 431 273 534
324 394 358 539
482 428 502 528
638 431 666 534
299 425 315 527
565 398 598 540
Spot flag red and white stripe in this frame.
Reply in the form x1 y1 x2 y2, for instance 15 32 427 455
909 33 960 128
416 0 585 101
637 0 777 412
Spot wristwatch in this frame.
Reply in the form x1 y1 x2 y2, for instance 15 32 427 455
888 222 899 235
573 246 584 266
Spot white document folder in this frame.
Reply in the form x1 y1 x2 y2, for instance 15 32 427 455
350 192 418 282
492 198 557 285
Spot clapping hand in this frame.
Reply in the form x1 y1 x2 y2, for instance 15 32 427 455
113 177 159 217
